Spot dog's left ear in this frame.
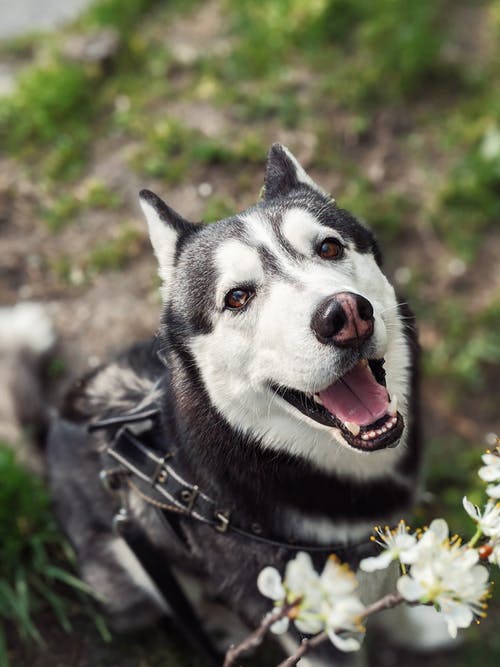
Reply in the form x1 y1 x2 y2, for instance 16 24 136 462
263 143 329 201
139 189 197 293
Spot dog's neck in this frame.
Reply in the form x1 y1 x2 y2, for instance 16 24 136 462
161 357 419 544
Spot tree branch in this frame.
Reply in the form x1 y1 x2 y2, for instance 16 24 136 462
223 598 302 667
276 592 404 667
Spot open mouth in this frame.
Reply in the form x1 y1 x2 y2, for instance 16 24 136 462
271 359 404 452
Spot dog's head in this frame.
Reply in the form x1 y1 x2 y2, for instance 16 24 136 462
140 144 413 478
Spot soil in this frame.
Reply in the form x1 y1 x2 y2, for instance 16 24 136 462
1 1 499 666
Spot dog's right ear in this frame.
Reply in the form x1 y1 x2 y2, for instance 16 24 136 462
263 143 328 201
139 189 197 292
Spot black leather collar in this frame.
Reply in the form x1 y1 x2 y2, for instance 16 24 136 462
91 405 375 558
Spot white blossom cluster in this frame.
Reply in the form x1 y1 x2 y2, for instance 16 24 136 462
257 552 365 651
360 518 490 638
255 444 500 654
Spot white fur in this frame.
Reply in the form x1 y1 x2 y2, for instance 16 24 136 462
140 197 179 299
0 302 55 354
280 145 330 199
215 239 264 307
279 510 382 545
86 364 158 413
281 207 342 256
189 207 411 482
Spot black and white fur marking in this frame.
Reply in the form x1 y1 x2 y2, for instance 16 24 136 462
48 144 423 662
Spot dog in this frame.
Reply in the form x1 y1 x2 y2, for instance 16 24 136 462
47 144 423 664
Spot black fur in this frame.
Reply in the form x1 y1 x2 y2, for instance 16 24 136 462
48 147 421 662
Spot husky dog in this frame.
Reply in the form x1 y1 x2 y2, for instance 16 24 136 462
47 144 422 663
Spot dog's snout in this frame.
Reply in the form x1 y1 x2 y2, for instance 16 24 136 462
311 292 374 348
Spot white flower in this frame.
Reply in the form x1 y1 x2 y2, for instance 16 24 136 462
396 521 490 638
481 126 500 161
326 596 366 652
360 521 417 572
285 552 322 607
478 450 500 499
257 566 290 634
488 541 500 567
320 555 359 598
257 567 286 601
256 553 365 648
401 518 449 566
256 554 325 635
462 497 500 538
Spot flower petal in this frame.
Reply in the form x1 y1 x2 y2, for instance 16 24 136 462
462 496 480 521
486 483 500 499
359 551 393 572
327 630 362 652
270 616 289 635
428 518 449 541
294 616 324 635
397 575 423 602
257 567 285 600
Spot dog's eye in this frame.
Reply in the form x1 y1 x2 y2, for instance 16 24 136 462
318 238 343 260
224 288 255 310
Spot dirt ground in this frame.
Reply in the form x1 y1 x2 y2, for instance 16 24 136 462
1 1 500 666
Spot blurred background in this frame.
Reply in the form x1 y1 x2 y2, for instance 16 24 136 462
0 0 499 665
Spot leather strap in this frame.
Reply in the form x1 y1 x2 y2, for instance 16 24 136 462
94 411 375 557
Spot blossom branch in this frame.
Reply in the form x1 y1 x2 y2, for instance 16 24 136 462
223 598 302 667
277 592 404 667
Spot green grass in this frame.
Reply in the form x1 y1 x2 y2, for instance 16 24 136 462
86 225 145 273
0 444 109 667
222 0 450 102
43 180 120 232
2 0 500 664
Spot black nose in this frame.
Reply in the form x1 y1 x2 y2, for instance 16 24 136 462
311 292 374 348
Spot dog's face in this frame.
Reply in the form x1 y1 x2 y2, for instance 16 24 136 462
140 144 412 479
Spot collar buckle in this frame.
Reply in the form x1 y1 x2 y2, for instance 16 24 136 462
214 509 230 532
180 486 199 514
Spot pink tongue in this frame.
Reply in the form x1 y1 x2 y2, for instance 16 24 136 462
319 362 389 427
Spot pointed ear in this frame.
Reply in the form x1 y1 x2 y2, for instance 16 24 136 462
263 143 329 201
139 189 197 292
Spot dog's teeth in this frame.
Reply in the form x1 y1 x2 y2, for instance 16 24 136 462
390 416 398 426
361 433 370 441
313 394 324 406
344 421 360 436
367 430 376 439
388 395 398 417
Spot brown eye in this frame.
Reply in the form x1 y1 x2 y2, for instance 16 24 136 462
318 238 343 260
224 288 255 310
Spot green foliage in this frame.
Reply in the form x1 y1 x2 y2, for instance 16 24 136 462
436 126 500 258
131 118 266 182
0 444 109 666
43 181 120 232
225 0 447 102
0 63 91 147
86 226 145 272
424 298 500 391
43 193 85 232
203 195 235 222
82 0 163 35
